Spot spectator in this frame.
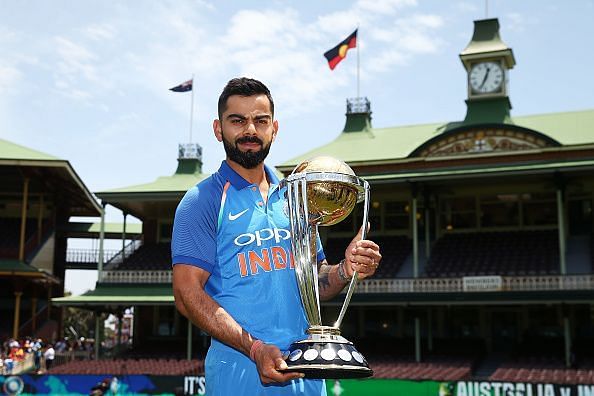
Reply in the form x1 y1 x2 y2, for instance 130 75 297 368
55 338 67 353
33 338 43 373
44 344 55 371
4 356 13 374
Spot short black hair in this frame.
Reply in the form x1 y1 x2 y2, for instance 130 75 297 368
217 77 274 120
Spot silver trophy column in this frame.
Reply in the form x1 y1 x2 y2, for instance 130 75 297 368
281 156 373 379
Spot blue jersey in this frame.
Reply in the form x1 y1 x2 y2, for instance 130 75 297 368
172 160 325 351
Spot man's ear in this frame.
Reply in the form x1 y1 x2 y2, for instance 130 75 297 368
213 119 223 142
272 120 279 142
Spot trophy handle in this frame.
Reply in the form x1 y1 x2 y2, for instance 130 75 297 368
334 181 370 329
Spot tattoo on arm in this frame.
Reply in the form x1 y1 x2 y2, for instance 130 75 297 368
318 263 331 291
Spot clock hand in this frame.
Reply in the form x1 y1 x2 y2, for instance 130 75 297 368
479 67 490 89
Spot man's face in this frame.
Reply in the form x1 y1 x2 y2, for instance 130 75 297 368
213 94 278 169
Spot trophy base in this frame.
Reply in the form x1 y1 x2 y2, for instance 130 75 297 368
281 326 373 379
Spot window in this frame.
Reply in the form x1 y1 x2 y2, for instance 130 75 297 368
480 195 519 227
384 201 409 230
523 193 556 226
440 197 476 230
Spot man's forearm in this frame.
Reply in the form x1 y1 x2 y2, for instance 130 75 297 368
318 262 349 301
176 284 254 356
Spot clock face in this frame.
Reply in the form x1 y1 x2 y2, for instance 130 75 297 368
469 62 504 94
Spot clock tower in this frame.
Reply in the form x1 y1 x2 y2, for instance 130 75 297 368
460 18 516 124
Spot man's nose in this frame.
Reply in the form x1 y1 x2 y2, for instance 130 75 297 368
244 120 257 134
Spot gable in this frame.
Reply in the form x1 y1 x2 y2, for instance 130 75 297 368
410 124 561 158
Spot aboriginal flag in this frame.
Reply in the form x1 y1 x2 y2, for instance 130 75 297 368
169 79 193 92
324 29 357 70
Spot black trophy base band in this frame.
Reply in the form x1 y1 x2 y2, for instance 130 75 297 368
281 340 373 379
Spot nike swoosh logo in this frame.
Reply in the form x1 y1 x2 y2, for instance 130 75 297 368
228 209 249 221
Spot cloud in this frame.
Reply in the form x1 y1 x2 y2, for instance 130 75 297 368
84 23 117 41
0 64 22 93
356 0 417 15
367 13 444 72
0 0 449 178
504 12 531 32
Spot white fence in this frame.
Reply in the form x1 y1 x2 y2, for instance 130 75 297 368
98 271 594 293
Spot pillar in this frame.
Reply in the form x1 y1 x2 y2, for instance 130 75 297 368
411 189 419 278
31 297 38 333
564 316 572 368
427 308 433 352
98 202 106 275
19 178 30 261
414 317 421 362
37 195 44 244
556 189 567 274
95 312 101 359
122 212 127 260
187 319 193 360
47 286 53 320
13 291 23 339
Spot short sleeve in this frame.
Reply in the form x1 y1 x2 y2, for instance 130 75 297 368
316 235 326 263
171 181 221 273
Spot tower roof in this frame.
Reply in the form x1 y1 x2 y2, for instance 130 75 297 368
460 18 516 69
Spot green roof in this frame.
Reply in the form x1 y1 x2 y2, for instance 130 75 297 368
0 259 60 283
459 18 515 69
98 157 208 197
366 158 594 183
280 108 594 169
0 139 101 215
52 283 174 306
0 138 59 161
101 173 207 194
0 259 39 273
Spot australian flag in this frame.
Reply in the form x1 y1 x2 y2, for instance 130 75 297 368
169 79 193 92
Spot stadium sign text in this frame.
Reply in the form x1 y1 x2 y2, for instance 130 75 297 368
462 276 503 292
184 376 206 395
455 381 594 396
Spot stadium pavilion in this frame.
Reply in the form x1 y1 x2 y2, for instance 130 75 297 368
0 139 101 342
27 17 594 385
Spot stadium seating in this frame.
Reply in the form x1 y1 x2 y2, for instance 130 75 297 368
424 230 559 277
324 236 412 278
369 356 473 381
48 358 204 375
114 243 171 270
489 357 593 384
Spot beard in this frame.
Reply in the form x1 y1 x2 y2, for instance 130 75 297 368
222 132 272 169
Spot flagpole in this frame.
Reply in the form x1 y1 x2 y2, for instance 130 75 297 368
189 74 195 143
356 25 360 98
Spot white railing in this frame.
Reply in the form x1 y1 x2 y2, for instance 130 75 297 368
66 248 120 264
100 270 172 283
97 271 594 293
358 275 594 293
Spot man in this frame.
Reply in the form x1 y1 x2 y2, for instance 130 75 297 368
32 338 43 373
172 77 381 395
43 343 55 372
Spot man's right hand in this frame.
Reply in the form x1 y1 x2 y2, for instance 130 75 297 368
253 343 305 384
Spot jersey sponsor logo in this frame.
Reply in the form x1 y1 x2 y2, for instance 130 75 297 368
228 208 249 221
237 246 295 277
234 228 291 247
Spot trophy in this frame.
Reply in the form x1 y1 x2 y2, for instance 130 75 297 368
280 156 373 379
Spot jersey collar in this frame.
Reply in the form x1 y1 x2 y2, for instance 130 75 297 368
219 160 280 189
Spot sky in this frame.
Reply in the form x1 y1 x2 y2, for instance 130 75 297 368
2 0 594 294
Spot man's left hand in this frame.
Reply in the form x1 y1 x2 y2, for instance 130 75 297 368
343 226 382 280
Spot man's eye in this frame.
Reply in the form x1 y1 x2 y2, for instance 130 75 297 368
231 119 244 124
257 119 269 124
